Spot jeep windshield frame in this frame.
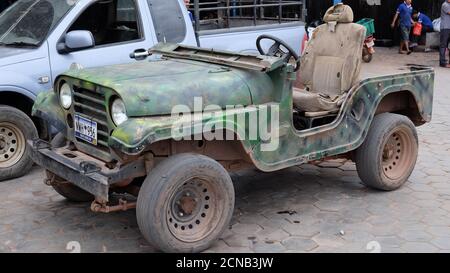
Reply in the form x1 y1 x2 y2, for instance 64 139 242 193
150 43 287 72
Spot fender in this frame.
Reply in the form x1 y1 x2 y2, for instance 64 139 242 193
0 85 37 101
0 70 51 100
250 66 434 171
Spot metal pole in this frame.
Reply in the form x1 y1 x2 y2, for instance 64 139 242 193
279 0 282 23
253 0 257 26
226 0 230 28
194 0 200 46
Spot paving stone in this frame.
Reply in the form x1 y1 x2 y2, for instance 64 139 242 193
255 227 290 242
282 223 320 237
252 241 286 253
398 229 433 242
431 237 450 250
312 234 345 248
230 223 262 235
426 226 450 237
281 237 318 251
400 242 439 253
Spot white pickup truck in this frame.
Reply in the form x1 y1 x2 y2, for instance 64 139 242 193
0 0 306 181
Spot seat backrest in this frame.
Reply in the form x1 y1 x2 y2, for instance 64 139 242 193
297 4 366 99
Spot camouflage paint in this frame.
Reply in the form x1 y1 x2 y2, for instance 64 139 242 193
32 44 434 172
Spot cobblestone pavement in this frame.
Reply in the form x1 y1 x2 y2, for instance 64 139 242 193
1 48 449 253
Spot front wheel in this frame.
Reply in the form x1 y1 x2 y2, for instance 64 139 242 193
0 105 38 182
355 113 418 191
137 153 235 253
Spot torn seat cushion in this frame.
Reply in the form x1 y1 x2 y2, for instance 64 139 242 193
293 4 366 113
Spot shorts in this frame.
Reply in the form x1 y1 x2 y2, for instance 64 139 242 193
400 25 411 42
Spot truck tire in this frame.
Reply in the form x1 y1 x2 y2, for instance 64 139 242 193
0 105 38 182
46 171 94 202
137 153 235 253
355 113 418 191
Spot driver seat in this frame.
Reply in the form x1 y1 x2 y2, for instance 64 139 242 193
293 4 366 113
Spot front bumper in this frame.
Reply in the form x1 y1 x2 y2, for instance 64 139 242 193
28 139 146 201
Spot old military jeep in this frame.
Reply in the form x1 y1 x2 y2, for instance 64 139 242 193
29 5 434 253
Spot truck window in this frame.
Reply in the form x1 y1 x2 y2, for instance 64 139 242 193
147 0 186 43
189 0 306 31
68 0 142 47
0 0 75 47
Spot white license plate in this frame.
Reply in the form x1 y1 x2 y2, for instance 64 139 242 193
74 114 98 145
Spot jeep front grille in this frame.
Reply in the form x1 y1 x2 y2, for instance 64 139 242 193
73 86 110 151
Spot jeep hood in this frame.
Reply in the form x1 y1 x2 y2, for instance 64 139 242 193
62 58 275 117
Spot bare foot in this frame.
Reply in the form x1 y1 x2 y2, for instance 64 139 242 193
399 50 407 54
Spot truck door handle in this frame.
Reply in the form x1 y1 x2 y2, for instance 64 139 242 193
130 48 150 60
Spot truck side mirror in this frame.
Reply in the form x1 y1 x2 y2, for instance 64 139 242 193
57 30 95 54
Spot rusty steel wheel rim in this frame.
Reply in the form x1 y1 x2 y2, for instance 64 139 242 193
381 127 416 181
167 177 223 243
0 122 26 168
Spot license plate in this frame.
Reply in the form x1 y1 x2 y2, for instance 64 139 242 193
74 114 98 145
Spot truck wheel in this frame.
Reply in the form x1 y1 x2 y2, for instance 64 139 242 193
137 153 235 253
46 171 94 202
355 113 418 191
0 105 38 182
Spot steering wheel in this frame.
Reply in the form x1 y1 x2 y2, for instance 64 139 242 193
256 34 300 72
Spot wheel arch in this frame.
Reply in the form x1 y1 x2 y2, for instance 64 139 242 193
374 90 426 126
0 90 48 139
145 133 256 172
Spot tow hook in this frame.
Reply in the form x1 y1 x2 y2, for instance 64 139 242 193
91 198 137 213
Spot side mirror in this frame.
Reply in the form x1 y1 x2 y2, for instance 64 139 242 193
57 30 95 54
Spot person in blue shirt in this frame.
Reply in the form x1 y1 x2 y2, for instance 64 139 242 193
184 0 194 24
411 10 434 51
391 0 415 54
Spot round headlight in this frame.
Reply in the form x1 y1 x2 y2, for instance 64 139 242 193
111 98 128 126
59 83 73 110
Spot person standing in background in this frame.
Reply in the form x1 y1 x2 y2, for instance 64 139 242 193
391 0 415 55
440 0 450 68
184 0 194 24
411 10 434 51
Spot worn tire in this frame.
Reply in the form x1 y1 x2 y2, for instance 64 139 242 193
0 105 38 182
355 113 418 191
47 171 94 202
137 153 235 253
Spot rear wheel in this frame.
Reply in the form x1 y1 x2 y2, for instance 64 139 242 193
137 153 235 253
355 113 418 191
0 105 38 182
